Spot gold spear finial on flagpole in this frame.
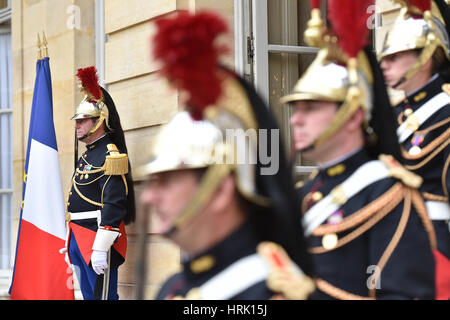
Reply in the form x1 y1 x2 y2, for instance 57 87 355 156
42 31 49 58
37 33 42 60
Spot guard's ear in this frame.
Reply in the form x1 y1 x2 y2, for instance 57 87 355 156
208 174 236 215
420 56 433 75
345 107 365 132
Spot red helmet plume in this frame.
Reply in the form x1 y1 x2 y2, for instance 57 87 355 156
408 0 432 13
328 0 374 58
76 66 103 101
152 11 229 120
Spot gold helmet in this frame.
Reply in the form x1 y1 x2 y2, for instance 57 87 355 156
280 0 375 149
71 67 111 137
135 66 270 224
379 0 450 87
280 47 374 147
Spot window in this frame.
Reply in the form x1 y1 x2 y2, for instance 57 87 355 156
250 0 326 180
0 0 11 24
0 0 12 269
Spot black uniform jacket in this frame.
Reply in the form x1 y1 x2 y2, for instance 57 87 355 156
297 149 436 300
392 74 450 259
156 221 314 300
67 134 128 267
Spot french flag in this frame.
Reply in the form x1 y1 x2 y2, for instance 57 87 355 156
9 57 74 300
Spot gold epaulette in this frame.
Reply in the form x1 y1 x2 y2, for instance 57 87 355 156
294 180 305 188
442 83 450 95
379 154 422 188
103 144 129 175
257 242 315 300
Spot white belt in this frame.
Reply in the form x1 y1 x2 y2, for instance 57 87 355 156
67 210 101 221
425 201 450 220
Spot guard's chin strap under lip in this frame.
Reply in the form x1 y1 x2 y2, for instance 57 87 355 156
391 58 421 89
299 144 315 153
391 43 437 90
159 204 200 238
78 132 92 141
163 225 178 237
392 76 407 89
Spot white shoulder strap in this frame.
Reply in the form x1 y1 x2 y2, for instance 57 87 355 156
196 253 269 300
397 92 450 143
302 160 390 236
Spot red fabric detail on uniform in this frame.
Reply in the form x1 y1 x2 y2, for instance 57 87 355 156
69 222 96 266
113 222 127 260
69 222 127 265
271 251 284 269
433 249 450 300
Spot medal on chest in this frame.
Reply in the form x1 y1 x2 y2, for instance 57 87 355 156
409 133 425 156
321 210 343 250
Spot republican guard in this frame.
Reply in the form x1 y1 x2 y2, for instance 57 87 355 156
379 0 450 299
279 0 437 299
62 66 135 300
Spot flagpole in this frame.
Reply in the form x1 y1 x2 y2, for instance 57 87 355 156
37 33 42 60
42 31 48 58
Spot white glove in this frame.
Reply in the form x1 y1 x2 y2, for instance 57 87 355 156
59 247 72 269
91 250 108 275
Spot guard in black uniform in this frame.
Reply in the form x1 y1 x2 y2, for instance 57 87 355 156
279 0 436 299
135 11 314 300
62 66 135 300
379 0 450 299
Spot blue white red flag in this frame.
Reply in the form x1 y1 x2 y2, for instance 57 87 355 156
9 57 74 300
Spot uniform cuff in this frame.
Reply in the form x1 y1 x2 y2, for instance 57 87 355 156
92 228 120 252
